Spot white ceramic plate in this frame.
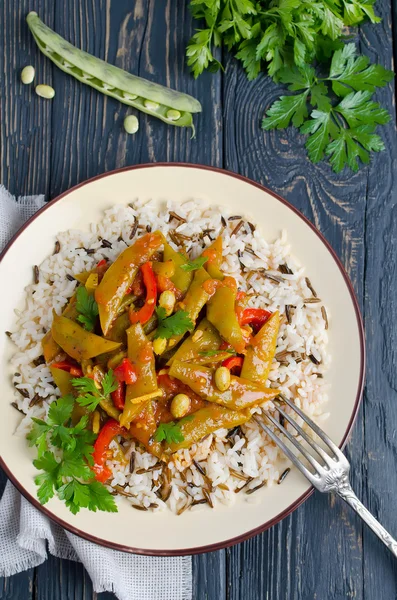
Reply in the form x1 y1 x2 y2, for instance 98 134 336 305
0 164 364 555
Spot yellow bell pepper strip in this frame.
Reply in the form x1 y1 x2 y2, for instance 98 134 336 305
51 313 121 361
163 241 193 294
85 272 98 294
163 405 251 454
240 311 280 384
74 259 109 285
206 279 245 353
42 295 78 362
129 262 157 325
169 360 279 410
120 323 159 427
202 236 224 280
167 318 221 366
95 231 163 335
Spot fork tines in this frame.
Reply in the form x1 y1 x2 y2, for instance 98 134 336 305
253 394 342 485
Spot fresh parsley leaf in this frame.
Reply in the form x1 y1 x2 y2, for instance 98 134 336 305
33 451 60 505
342 0 381 26
47 394 74 427
154 421 185 444
71 370 118 412
57 479 117 514
58 451 93 481
155 307 194 339
328 43 393 97
85 480 118 513
179 255 208 272
262 91 310 129
26 418 50 448
75 286 99 332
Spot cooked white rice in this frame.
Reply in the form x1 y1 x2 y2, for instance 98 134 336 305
9 198 330 514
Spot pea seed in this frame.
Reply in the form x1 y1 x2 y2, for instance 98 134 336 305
170 394 191 419
166 109 181 121
214 366 231 392
21 65 35 85
124 115 139 134
123 92 138 100
35 84 55 99
153 337 167 355
144 99 160 111
158 290 176 316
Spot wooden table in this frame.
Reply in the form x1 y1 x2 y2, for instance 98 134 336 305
1 1 396 598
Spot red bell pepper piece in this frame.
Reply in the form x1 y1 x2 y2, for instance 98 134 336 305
221 355 244 375
239 308 271 331
111 381 126 410
129 262 157 325
92 419 127 483
96 259 107 268
51 361 83 377
113 358 137 385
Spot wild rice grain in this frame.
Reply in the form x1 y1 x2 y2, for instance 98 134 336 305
66 274 75 282
279 263 293 275
129 452 136 473
228 215 242 221
321 306 329 329
235 477 254 493
278 468 290 484
246 482 266 495
309 353 321 365
192 498 208 507
169 211 186 223
29 394 42 408
231 221 244 236
33 265 39 284
304 297 322 304
53 240 61 254
129 216 138 239
5 331 12 338
285 305 292 324
11 402 25 414
305 277 317 297
221 215 227 227
203 488 214 508
247 221 256 233
131 505 148 511
101 239 112 248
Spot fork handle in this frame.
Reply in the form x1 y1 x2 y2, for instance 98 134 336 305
336 482 397 558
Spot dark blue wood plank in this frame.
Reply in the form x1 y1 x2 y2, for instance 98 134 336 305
358 1 397 598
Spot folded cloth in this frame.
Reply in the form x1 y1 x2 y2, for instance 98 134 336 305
0 185 192 600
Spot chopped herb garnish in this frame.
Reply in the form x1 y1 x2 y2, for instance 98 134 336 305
71 370 118 412
155 307 194 339
26 394 117 514
179 255 208 272
154 421 184 444
75 286 99 331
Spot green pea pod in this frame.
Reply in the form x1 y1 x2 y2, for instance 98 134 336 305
169 360 279 410
206 284 245 353
167 318 221 366
163 405 251 454
26 12 201 131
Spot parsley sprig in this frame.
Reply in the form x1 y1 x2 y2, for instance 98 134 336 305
76 286 99 332
179 255 208 272
153 416 194 444
26 394 117 514
262 44 393 172
155 307 194 339
71 370 118 412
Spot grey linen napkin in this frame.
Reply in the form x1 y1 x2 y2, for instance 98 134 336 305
0 185 192 600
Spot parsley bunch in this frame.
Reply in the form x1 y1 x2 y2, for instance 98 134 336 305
72 370 118 411
186 0 394 172
263 44 393 171
27 395 117 514
187 0 380 80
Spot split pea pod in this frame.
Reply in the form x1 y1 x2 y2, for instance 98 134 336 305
26 12 202 131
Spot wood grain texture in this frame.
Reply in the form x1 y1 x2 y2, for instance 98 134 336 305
0 0 396 598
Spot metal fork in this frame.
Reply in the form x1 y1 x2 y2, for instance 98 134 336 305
254 394 397 558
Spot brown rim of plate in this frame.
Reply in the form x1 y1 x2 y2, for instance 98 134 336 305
0 163 366 556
